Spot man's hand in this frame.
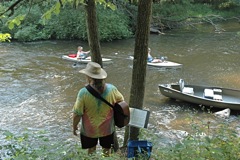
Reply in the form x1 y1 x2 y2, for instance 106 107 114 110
73 126 78 136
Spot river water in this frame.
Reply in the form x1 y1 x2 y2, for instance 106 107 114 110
0 22 240 149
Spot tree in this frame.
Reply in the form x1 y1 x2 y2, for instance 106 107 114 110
128 0 152 140
83 0 116 66
85 0 102 66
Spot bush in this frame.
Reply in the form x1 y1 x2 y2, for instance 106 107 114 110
0 129 103 160
1 115 239 160
43 6 87 40
139 115 240 160
0 3 133 42
1 1 240 41
97 5 133 41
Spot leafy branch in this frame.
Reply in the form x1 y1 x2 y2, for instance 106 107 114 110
0 0 24 17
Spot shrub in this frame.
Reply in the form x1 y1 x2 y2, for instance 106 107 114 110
0 3 133 42
1 115 240 160
139 116 240 160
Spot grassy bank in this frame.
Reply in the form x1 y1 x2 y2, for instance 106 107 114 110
1 115 239 160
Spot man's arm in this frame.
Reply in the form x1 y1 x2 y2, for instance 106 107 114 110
73 113 81 136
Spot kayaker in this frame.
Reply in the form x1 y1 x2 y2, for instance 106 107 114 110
147 48 162 63
76 46 90 59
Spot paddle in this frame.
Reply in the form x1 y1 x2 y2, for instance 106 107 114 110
72 58 83 67
72 63 78 67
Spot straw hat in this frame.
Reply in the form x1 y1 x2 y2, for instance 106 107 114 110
79 62 107 79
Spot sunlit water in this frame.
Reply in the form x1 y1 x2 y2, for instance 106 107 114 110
0 22 240 152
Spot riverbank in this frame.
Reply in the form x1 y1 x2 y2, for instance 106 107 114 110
1 114 240 159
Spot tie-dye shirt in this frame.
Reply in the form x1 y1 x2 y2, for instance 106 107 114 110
73 83 124 138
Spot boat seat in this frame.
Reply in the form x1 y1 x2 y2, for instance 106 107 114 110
213 94 223 101
213 88 223 101
179 79 194 95
204 89 214 99
213 89 222 93
182 87 194 95
204 88 223 101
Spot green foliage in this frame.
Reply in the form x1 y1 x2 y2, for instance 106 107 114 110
152 2 214 21
7 15 26 30
1 114 240 160
14 25 50 41
42 2 62 24
151 1 240 30
219 0 240 10
97 5 133 41
0 2 132 42
42 6 87 40
1 129 85 159
0 129 122 159
0 33 11 42
96 0 116 10
120 2 138 33
139 117 240 160
1 0 240 41
194 0 240 9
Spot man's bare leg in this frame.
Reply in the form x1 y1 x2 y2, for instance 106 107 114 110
88 146 97 155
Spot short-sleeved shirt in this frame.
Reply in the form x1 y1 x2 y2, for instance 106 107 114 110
73 83 124 138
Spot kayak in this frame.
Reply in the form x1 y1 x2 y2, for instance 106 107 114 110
129 56 182 68
147 61 182 68
62 54 112 63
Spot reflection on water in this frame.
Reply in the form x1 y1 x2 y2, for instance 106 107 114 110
0 22 240 148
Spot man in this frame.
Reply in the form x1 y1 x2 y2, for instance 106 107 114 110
72 62 124 157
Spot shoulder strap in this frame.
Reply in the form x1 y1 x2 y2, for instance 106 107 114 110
85 85 114 108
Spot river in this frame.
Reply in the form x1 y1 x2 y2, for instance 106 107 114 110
0 21 240 151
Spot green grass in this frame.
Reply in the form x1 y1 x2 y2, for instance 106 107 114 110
1 113 240 160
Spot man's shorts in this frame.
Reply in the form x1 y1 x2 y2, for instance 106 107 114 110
80 132 114 149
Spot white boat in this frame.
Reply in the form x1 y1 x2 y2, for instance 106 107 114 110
62 54 112 63
129 56 182 68
158 79 240 110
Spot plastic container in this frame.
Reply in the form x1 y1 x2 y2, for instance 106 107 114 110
127 140 152 158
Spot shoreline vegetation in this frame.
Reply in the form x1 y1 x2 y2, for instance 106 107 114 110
1 112 240 159
0 1 240 42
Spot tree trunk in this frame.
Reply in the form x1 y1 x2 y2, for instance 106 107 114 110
129 0 152 140
85 0 120 150
85 0 102 66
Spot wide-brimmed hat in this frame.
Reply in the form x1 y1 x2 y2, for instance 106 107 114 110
79 62 107 79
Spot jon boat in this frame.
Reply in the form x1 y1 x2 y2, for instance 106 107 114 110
158 79 240 110
129 56 182 68
62 54 112 63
